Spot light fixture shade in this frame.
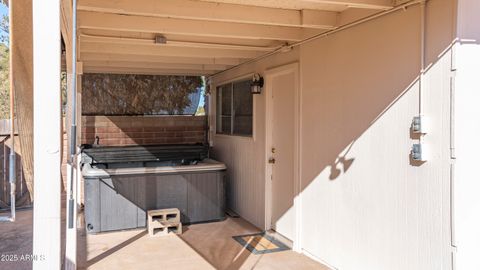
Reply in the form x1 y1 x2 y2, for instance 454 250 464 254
251 73 264 94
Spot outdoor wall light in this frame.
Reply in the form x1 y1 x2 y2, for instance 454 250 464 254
155 35 167 44
251 73 264 94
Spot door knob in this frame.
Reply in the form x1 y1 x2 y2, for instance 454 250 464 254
268 158 276 164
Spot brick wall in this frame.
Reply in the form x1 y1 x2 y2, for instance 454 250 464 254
81 115 207 146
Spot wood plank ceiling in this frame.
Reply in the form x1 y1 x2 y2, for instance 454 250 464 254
76 0 398 76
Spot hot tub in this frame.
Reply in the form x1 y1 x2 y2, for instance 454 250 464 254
81 144 226 234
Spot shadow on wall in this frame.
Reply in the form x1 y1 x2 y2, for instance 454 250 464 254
288 2 460 269
313 39 458 183
323 72 426 182
209 4 459 237
299 2 456 187
203 7 463 270
302 48 421 185
293 39 457 269
327 141 356 180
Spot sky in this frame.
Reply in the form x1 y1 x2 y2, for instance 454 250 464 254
0 3 6 16
0 3 7 43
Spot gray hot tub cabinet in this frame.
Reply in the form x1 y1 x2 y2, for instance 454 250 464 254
82 159 226 233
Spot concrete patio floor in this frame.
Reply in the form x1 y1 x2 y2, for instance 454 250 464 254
78 217 329 270
0 208 34 270
0 208 329 270
0 198 65 270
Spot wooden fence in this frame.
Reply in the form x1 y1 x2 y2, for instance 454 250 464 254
0 119 17 135
0 119 30 209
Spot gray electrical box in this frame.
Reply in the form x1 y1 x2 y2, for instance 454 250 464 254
412 143 427 161
412 115 427 134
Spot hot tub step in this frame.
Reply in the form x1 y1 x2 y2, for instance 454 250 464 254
148 208 180 223
150 222 182 237
148 208 182 236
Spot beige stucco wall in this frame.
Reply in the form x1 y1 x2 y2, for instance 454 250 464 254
211 0 456 269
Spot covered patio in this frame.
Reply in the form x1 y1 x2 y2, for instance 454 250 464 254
0 208 326 269
3 0 480 269
77 216 326 270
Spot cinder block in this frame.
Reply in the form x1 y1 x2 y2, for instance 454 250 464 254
150 225 168 236
162 221 183 234
148 220 182 236
148 208 180 223
148 208 182 236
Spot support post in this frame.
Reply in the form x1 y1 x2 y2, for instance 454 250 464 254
32 0 62 269
65 1 79 268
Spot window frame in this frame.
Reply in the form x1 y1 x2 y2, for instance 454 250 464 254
216 78 254 138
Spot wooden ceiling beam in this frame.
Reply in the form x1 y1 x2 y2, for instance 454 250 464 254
79 34 277 52
83 66 214 76
78 11 304 41
83 60 229 72
302 0 394 10
80 42 263 59
78 0 339 29
79 53 242 66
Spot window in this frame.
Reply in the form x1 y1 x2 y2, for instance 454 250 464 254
216 79 253 136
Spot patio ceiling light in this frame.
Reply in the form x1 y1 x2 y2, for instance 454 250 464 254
251 73 263 95
155 35 167 44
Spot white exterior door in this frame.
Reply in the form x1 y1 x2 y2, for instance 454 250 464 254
269 68 297 241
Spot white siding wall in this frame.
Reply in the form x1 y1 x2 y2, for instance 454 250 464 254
211 0 456 268
210 51 299 229
211 136 265 227
299 2 455 269
452 0 480 268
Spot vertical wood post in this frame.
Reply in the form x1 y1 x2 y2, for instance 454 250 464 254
32 0 62 269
